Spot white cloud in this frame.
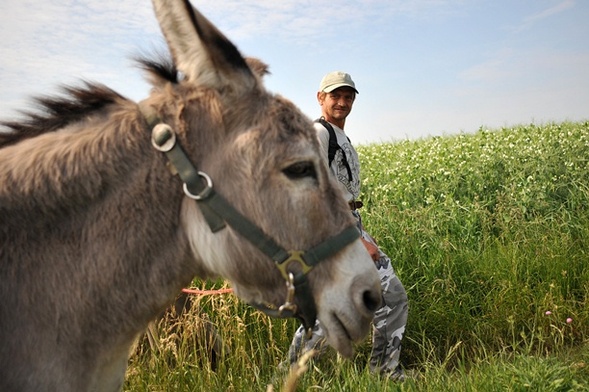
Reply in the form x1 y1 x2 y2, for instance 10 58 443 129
0 0 160 117
512 0 575 32
194 0 464 42
459 46 589 91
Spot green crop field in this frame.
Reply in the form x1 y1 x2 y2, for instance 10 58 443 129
125 121 589 391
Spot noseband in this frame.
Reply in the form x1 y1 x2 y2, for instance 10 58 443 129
149 122 360 334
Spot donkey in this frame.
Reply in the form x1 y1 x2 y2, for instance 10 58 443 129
0 1 381 391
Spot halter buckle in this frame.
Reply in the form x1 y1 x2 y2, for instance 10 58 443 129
276 250 312 281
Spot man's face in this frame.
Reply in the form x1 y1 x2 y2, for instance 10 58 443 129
319 87 356 124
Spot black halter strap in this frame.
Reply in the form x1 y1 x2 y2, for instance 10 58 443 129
150 122 360 333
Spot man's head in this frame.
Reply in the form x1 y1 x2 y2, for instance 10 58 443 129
317 71 358 129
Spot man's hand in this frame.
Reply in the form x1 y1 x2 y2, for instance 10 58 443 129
361 237 380 262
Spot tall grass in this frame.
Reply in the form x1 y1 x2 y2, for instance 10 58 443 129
360 122 589 367
125 121 589 391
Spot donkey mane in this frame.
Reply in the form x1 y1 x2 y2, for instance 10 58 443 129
134 53 179 85
0 83 125 148
0 55 179 150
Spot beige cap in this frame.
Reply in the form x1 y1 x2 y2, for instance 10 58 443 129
319 71 359 94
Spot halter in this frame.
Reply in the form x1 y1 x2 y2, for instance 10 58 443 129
149 122 360 335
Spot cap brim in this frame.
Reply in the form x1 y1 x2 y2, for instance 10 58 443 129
322 83 359 94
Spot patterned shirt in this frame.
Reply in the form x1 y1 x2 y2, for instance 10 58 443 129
315 121 361 202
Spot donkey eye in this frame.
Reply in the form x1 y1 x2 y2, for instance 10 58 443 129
283 161 316 180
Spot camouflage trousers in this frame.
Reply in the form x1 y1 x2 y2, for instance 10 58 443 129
287 212 409 377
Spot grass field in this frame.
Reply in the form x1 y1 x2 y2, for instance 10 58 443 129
124 121 589 391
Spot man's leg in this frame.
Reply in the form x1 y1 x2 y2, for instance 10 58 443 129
364 234 409 379
287 320 328 365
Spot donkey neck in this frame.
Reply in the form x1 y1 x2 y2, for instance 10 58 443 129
0 97 195 347
1 102 159 216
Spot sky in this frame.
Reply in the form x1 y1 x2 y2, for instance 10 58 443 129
1 0 587 145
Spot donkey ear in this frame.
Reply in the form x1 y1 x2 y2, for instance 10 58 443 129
152 0 255 91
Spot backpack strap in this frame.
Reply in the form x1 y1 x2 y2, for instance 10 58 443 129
315 117 353 181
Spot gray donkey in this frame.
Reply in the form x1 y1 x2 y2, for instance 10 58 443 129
0 1 381 391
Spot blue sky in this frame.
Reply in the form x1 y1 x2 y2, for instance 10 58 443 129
1 0 587 144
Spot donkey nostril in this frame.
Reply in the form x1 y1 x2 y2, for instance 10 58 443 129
352 275 382 316
363 287 382 313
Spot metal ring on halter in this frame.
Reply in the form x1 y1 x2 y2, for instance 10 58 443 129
183 171 214 200
151 123 177 152
278 272 297 315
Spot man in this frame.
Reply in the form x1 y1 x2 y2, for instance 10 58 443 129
287 71 409 380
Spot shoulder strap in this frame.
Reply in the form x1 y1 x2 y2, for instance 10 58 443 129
316 117 339 167
315 117 353 181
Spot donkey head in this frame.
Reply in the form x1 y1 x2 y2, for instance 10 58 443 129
146 0 381 357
